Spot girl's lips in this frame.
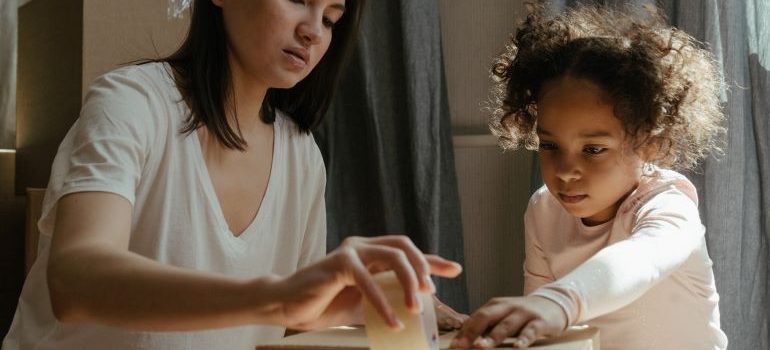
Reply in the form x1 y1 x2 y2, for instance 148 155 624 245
560 193 588 204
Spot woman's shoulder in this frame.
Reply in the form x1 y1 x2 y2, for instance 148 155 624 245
83 62 177 108
80 62 180 130
274 110 325 169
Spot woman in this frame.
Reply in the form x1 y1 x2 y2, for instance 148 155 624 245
2 1 462 349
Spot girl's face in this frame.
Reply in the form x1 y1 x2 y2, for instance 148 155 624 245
536 76 646 226
213 0 346 89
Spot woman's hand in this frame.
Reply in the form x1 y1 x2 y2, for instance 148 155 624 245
272 235 462 331
434 295 469 331
450 295 567 348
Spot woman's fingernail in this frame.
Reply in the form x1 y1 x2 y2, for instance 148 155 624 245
390 318 405 331
450 338 466 348
513 338 526 348
413 294 423 313
425 276 437 293
473 337 494 348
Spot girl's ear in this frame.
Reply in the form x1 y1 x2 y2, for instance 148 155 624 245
211 0 224 8
639 137 661 163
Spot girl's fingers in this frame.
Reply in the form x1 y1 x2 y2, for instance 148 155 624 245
342 248 402 330
511 319 546 348
452 302 516 348
485 312 534 346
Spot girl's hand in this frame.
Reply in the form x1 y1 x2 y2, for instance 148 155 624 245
273 235 462 331
450 295 567 348
434 295 469 331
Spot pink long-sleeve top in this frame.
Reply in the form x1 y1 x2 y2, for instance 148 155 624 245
525 169 728 349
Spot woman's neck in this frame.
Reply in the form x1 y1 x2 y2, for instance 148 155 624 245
227 56 270 136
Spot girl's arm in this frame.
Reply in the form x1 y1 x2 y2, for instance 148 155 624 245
48 192 462 331
522 208 556 294
529 189 704 326
451 188 704 349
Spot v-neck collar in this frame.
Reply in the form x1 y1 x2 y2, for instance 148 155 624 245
190 118 282 240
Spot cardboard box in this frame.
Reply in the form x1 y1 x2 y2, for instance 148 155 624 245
257 325 599 350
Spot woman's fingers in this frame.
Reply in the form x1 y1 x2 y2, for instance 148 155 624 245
336 235 463 325
425 254 463 277
341 248 402 330
357 244 422 313
366 236 434 293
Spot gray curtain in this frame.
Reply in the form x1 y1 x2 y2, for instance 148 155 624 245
314 0 469 312
0 0 17 150
673 1 770 349
544 1 770 348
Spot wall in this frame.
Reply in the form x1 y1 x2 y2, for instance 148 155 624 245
1 0 83 337
1 0 188 338
82 0 188 97
15 0 83 192
439 0 533 311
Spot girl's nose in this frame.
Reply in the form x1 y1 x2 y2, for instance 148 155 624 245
555 160 581 183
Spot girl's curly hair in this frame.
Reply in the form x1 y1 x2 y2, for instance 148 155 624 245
488 3 725 170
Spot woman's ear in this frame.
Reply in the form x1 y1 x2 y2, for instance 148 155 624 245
211 0 224 8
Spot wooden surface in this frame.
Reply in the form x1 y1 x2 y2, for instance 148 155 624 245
257 326 599 350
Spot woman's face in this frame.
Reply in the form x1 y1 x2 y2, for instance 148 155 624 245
213 0 346 89
536 76 646 226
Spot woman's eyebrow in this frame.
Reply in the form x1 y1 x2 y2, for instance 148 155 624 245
329 3 346 13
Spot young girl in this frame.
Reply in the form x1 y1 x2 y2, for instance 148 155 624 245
452 4 727 350
2 1 464 349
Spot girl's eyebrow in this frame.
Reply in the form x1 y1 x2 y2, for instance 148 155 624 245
578 130 613 138
536 127 612 138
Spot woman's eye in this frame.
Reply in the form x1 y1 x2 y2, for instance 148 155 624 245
289 0 306 4
584 146 606 155
538 142 557 151
322 17 336 28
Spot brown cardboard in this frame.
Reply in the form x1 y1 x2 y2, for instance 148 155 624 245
257 326 599 350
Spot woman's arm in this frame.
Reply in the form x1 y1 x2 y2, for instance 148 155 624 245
47 191 283 331
48 192 462 331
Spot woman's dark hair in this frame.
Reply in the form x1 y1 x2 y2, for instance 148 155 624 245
488 3 724 170
155 0 365 150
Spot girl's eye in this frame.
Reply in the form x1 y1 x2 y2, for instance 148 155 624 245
538 142 557 151
584 146 606 155
289 0 306 4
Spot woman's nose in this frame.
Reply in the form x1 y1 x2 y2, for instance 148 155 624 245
297 18 323 46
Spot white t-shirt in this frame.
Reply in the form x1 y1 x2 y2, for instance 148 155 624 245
524 168 727 350
2 62 327 350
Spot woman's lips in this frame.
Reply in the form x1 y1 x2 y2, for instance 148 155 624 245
559 193 588 204
283 50 307 70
